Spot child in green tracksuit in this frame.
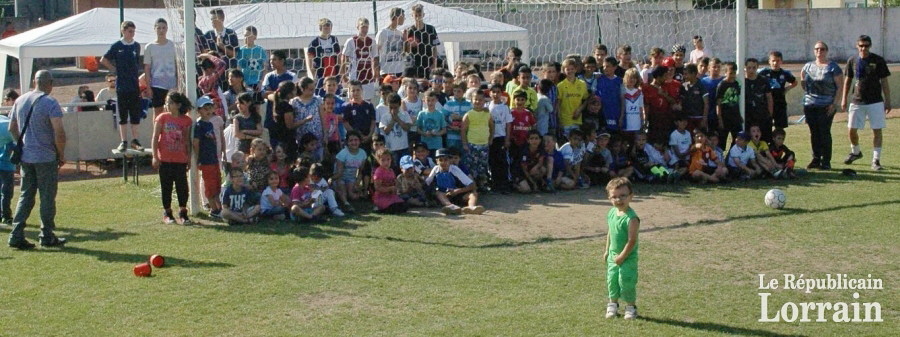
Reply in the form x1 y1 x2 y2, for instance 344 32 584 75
603 177 640 320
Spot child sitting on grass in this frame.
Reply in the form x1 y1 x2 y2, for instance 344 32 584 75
726 131 761 180
769 128 797 179
559 129 589 188
688 129 727 183
222 168 261 225
426 148 485 215
608 138 634 179
260 171 290 220
290 167 326 223
584 132 613 186
333 131 367 211
604 177 641 320
545 134 576 191
309 164 346 217
515 130 547 193
397 155 428 207
372 148 409 214
747 125 777 176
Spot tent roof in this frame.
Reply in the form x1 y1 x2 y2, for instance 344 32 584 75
0 0 527 58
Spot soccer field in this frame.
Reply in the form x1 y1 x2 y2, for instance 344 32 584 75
0 118 897 336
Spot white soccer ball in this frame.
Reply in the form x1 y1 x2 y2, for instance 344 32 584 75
764 189 786 209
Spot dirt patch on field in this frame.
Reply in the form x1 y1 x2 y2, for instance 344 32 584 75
410 189 725 241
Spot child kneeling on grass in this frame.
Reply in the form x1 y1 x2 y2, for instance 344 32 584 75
290 167 326 223
222 168 261 225
427 148 485 215
604 177 640 320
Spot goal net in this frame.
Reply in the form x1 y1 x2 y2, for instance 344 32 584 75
160 0 737 91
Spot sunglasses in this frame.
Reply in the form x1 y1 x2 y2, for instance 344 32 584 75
107 80 116 83
858 44 871 48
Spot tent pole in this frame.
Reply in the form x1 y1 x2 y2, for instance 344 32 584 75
372 0 378 32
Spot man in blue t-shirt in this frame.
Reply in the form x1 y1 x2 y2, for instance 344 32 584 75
101 21 143 152
7 70 68 249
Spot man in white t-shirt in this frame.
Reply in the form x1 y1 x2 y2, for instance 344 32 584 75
689 35 711 65
375 7 406 77
143 18 177 119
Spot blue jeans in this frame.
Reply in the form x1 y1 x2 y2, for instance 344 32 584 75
0 170 13 219
8 161 59 243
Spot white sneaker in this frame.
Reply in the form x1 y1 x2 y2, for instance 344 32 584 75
605 302 618 319
441 205 462 215
623 305 638 320
462 205 485 215
331 208 345 217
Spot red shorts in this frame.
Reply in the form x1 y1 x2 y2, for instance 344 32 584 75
199 164 221 200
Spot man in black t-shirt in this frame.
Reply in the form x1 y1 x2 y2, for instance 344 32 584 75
404 4 441 79
744 58 773 143
841 35 892 170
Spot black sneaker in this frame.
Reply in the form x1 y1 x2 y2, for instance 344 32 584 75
844 152 863 165
179 209 191 225
39 236 67 247
131 139 144 151
209 209 222 219
116 141 128 152
8 239 35 250
0 217 11 225
872 160 883 171
820 163 832 170
806 159 820 170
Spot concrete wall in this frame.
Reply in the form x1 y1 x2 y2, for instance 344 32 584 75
462 7 899 63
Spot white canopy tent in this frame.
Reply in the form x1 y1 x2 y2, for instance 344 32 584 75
0 1 529 91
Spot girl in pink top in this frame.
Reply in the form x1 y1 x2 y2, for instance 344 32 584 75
151 91 194 224
372 148 408 214
321 93 341 155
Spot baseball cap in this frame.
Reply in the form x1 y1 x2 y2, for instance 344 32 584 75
196 96 214 107
598 132 611 139
736 131 750 140
382 75 401 84
435 148 452 158
661 57 676 68
399 155 415 170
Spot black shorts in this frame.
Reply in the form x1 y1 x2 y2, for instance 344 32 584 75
116 91 142 125
151 87 169 108
702 166 717 175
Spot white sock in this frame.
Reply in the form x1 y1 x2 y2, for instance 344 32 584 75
873 148 881 161
851 145 861 154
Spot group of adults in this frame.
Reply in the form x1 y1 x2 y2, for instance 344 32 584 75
801 35 891 171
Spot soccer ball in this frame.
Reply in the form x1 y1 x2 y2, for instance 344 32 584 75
764 189 786 209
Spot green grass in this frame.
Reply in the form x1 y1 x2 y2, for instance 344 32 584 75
1 119 898 336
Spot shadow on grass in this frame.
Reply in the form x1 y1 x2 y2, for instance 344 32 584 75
32 247 234 268
640 316 808 337
57 227 138 243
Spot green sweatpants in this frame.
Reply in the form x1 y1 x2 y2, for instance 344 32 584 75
606 255 638 303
